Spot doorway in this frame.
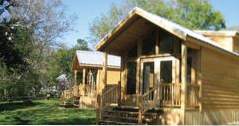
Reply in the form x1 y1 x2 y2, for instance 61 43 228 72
140 57 176 95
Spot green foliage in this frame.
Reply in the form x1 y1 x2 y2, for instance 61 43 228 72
0 0 75 100
0 22 41 99
90 0 226 41
47 39 91 84
0 100 96 125
90 4 126 41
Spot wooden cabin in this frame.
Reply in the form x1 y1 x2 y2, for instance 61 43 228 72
95 7 239 125
62 50 121 108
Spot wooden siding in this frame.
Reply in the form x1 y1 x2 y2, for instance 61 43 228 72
201 47 239 109
185 110 239 125
97 68 121 93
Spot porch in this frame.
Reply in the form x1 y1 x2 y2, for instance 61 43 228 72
98 43 202 124
101 82 200 109
72 66 98 98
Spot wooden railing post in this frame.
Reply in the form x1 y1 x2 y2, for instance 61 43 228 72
96 94 101 124
118 81 121 106
82 68 86 95
138 95 143 124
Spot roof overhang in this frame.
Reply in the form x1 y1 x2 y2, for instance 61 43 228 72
96 7 239 59
195 30 239 38
96 7 187 54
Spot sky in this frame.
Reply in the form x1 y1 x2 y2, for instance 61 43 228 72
61 0 239 47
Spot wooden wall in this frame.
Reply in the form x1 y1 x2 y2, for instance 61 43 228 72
201 47 239 109
185 110 239 125
97 68 121 93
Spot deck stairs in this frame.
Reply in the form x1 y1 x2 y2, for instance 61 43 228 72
99 105 163 125
99 85 165 124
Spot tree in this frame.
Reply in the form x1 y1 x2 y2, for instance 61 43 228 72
0 0 75 100
46 38 90 88
90 0 226 41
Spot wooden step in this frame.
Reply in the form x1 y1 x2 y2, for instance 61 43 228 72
100 105 164 124
102 114 138 121
99 120 138 125
103 110 139 115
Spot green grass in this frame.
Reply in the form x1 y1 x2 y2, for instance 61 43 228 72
0 99 96 125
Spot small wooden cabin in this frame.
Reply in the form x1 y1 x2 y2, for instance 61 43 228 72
62 50 121 108
95 7 239 125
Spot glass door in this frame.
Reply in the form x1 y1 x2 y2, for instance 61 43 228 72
141 57 177 95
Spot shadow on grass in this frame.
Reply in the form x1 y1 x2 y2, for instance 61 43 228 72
0 101 42 111
0 100 96 125
45 117 96 125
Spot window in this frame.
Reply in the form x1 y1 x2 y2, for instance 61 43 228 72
159 31 181 55
142 62 154 94
128 45 137 58
142 32 156 55
160 61 172 83
126 62 137 94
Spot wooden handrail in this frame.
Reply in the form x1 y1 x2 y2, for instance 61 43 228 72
186 84 200 108
101 85 119 107
141 83 183 112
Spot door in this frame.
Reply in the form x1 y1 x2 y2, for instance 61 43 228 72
142 62 154 94
141 57 177 95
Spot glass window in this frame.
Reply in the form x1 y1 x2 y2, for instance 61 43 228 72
160 61 172 83
126 62 137 94
142 62 154 94
142 32 156 55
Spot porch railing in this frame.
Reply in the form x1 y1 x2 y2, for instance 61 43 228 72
187 84 200 108
141 83 199 111
101 85 119 107
72 84 96 97
99 82 200 111
158 83 182 107
61 89 72 100
141 83 182 112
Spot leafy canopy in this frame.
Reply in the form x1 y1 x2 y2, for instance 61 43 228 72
90 0 226 41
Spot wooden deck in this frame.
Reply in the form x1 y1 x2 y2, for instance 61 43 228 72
60 84 96 107
98 83 200 124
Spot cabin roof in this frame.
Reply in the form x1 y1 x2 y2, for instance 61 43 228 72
74 50 121 69
195 30 239 38
96 7 239 58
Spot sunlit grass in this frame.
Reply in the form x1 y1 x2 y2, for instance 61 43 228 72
0 99 96 125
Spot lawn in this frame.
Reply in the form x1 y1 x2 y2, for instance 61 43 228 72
0 99 96 125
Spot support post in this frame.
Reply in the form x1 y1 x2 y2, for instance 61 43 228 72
74 70 78 85
118 81 121 106
103 51 108 87
82 68 86 95
136 39 142 106
74 70 78 97
155 29 160 55
97 50 108 124
181 42 187 124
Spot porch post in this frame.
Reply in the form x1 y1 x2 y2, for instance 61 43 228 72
155 29 160 55
96 51 107 124
103 51 108 87
82 68 86 95
74 70 78 85
136 39 142 106
82 68 86 84
74 70 79 97
181 42 187 124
